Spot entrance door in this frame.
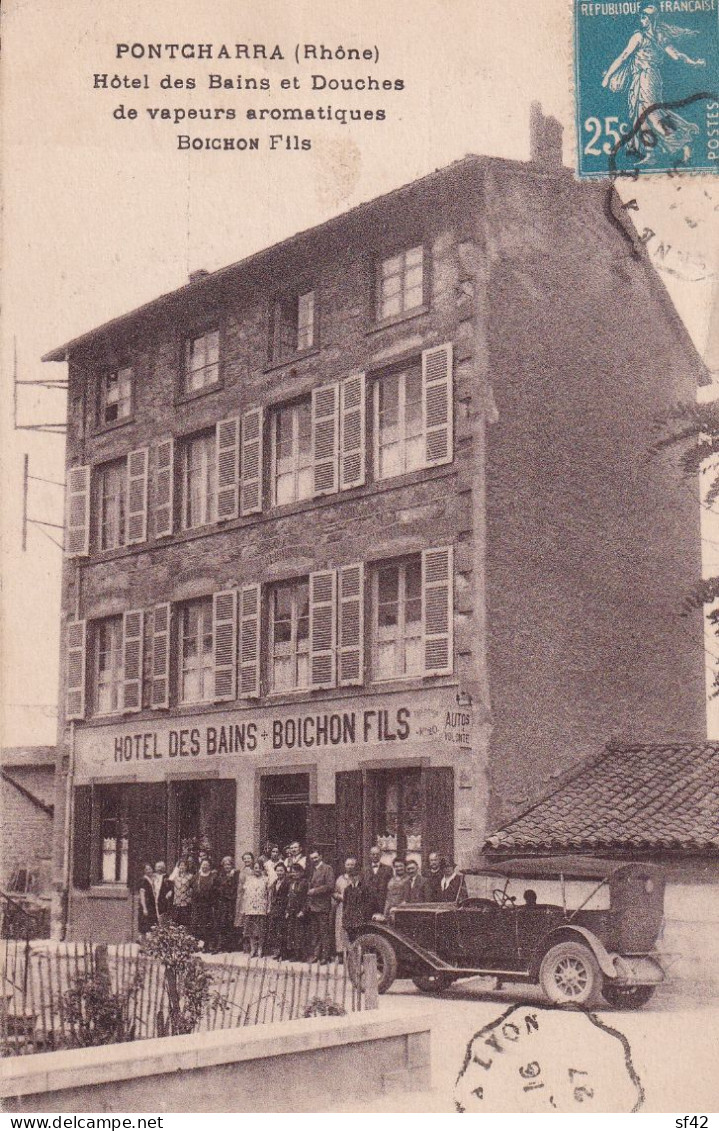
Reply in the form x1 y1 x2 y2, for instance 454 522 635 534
167 779 237 865
260 773 310 853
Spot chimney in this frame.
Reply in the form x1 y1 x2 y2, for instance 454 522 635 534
530 102 564 169
188 268 209 284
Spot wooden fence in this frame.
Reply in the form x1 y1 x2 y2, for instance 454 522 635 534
1 940 377 1057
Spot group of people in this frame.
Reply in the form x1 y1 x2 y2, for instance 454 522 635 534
138 840 467 962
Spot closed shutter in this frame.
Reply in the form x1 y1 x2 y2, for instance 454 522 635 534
422 343 453 468
422 546 454 675
213 589 237 702
238 583 261 698
240 407 263 515
216 417 240 520
151 603 171 708
206 779 237 861
66 619 87 720
335 771 363 875
312 383 339 496
421 767 454 871
72 785 93 890
309 569 337 689
339 372 366 489
338 563 364 687
128 782 167 884
65 465 90 557
154 438 174 538
126 448 149 544
122 610 144 713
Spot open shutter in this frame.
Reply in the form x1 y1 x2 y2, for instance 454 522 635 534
126 447 149 544
421 766 454 871
309 569 337 689
66 619 87 721
65 465 90 557
151 603 171 708
72 785 92 890
422 343 453 468
335 771 363 875
240 407 263 515
155 438 174 538
122 609 144 713
422 546 454 675
216 417 240 520
312 383 339 496
338 563 364 687
340 372 366 489
238 583 261 698
213 589 237 702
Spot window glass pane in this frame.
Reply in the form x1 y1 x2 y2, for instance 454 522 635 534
382 254 402 278
297 291 315 351
405 245 423 267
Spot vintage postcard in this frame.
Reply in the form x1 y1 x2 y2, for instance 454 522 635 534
1 0 718 1117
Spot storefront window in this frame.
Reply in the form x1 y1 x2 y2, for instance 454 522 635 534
373 769 423 863
99 787 129 884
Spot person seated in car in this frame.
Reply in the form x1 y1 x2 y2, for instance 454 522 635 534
523 889 538 908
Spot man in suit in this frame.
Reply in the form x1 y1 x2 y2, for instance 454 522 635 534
405 859 429 903
440 860 468 903
425 852 445 902
306 848 335 963
362 846 393 916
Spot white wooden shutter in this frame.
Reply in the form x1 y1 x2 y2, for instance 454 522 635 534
309 569 337 688
155 438 174 538
126 447 149 544
312 383 339 496
338 563 364 686
216 417 240 520
151 603 171 708
213 590 237 702
66 619 87 720
238 583 261 698
65 465 90 557
340 373 366 490
422 343 453 468
122 609 144 713
240 408 263 515
422 546 454 675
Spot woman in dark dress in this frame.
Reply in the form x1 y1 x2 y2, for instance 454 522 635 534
266 862 290 958
214 856 239 953
284 864 309 961
138 863 156 937
191 858 217 950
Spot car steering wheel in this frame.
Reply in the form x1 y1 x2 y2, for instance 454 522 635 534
492 887 516 907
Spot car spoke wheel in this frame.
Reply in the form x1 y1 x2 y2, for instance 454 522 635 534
602 982 656 1009
349 932 398 994
539 941 600 1006
412 973 452 994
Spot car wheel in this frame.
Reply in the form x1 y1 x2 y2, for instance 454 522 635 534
539 941 600 1006
602 982 656 1009
412 973 452 994
350 932 398 993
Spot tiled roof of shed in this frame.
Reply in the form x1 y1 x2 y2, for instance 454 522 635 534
484 742 719 854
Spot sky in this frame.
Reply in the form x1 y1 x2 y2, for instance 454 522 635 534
1 0 717 746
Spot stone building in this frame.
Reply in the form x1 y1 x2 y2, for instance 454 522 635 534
45 117 707 940
1 746 55 924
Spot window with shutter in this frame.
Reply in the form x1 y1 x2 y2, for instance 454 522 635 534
182 431 217 529
422 545 454 675
374 365 424 480
269 580 309 692
213 590 237 702
340 373 366 489
338 563 364 687
216 417 240 520
94 616 124 716
240 407 264 515
126 448 149 544
422 343 453 468
151 603 171 709
179 598 214 704
97 460 127 551
239 583 261 697
312 384 339 496
309 569 337 689
66 465 90 557
155 438 174 538
122 610 144 713
66 619 87 720
271 401 312 506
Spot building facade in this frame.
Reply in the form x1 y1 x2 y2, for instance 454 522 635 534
47 123 707 941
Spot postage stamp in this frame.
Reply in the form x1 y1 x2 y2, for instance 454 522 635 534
574 0 719 177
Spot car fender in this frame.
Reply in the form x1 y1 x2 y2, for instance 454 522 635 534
532 924 618 980
352 922 451 974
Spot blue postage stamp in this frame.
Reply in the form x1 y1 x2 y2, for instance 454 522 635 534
575 1 719 177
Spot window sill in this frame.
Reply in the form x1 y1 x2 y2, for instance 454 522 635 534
175 381 223 406
92 416 135 437
367 306 429 335
263 347 320 374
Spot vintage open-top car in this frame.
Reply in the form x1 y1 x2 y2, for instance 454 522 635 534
349 856 667 1007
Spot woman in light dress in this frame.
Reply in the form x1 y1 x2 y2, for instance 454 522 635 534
242 861 270 957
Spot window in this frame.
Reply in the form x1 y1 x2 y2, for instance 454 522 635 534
373 557 422 681
270 579 310 692
375 364 423 479
271 290 316 363
376 245 424 322
272 401 313 505
372 769 423 860
179 598 214 704
182 431 217 529
99 787 129 884
184 329 220 393
98 460 127 550
94 616 123 715
99 367 133 426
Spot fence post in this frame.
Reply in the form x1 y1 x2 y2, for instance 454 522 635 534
362 952 378 1011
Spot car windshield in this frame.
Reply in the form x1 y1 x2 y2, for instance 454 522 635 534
465 873 611 911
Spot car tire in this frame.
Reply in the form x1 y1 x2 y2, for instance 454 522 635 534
539 941 601 1006
602 981 656 1009
350 932 398 993
412 973 452 994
